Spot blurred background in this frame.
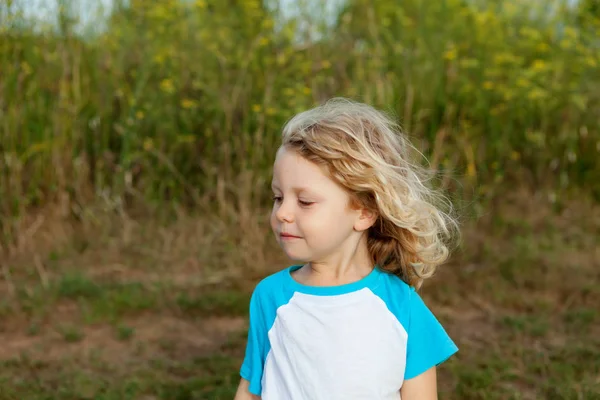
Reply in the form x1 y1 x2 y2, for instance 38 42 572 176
0 0 599 399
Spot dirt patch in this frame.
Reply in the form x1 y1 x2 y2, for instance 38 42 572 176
0 314 246 364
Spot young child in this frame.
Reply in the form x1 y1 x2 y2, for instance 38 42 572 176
234 98 459 400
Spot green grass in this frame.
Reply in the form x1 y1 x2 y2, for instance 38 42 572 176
7 275 250 325
115 324 135 341
1 193 599 399
59 325 85 343
175 290 250 318
0 355 241 400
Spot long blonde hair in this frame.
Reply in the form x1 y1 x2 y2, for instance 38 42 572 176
281 98 459 288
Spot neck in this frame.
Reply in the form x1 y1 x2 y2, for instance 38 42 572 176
300 233 374 286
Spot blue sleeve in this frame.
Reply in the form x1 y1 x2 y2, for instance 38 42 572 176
404 288 458 380
240 288 267 395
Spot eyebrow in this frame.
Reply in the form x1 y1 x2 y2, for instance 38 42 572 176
271 183 315 194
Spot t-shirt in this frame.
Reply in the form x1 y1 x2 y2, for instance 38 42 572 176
240 265 458 399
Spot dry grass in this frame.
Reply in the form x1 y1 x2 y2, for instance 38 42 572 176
0 188 599 399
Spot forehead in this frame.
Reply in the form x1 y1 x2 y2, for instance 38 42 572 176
271 147 331 188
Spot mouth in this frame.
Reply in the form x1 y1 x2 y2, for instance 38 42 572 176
279 232 302 240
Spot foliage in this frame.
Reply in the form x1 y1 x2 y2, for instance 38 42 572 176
0 0 599 239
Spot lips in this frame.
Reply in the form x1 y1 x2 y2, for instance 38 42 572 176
280 232 302 239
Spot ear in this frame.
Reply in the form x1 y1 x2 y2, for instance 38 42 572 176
354 207 378 232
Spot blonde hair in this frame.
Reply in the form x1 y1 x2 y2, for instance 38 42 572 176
281 98 459 288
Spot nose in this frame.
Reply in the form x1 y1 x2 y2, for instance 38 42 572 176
275 199 294 223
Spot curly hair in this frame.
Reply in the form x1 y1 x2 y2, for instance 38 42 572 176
280 98 460 288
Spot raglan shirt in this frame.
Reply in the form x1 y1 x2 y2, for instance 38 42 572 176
240 265 458 399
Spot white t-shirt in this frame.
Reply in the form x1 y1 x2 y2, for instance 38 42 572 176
240 265 458 399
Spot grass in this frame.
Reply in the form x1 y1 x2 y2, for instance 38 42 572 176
0 190 599 399
1 0 599 241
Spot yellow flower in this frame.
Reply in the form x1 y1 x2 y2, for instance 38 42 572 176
519 26 541 40
483 81 494 90
135 111 144 120
143 138 154 151
283 88 294 97
527 88 548 101
149 4 169 20
276 53 287 66
459 58 479 69
258 37 269 47
177 135 195 144
564 27 577 39
246 0 260 9
586 57 597 68
531 59 547 72
160 79 175 94
199 30 210 41
525 130 545 147
301 61 312 75
510 151 520 160
466 162 476 178
493 52 521 65
266 107 276 116
490 104 506 115
195 0 206 8
321 60 332 69
503 90 515 101
262 18 274 30
21 62 32 76
302 86 312 95
536 43 550 53
181 98 198 109
252 104 262 113
516 77 529 88
153 54 166 65
504 2 517 16
443 47 457 61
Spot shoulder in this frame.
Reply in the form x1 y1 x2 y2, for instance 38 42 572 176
248 266 295 312
252 266 290 295
373 269 415 302
377 270 439 310
369 269 429 327
379 270 413 290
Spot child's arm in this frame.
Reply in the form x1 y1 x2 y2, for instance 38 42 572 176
233 378 261 400
400 366 438 400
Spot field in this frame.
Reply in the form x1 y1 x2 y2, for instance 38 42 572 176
1 188 599 400
1 0 600 399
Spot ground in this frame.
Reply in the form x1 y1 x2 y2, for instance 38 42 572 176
0 189 599 400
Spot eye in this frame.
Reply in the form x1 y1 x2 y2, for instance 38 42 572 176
298 199 314 207
272 195 283 203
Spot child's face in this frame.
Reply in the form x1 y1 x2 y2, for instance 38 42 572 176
270 146 363 263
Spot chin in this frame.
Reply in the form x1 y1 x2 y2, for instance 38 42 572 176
281 248 310 262
285 253 308 262
278 240 318 262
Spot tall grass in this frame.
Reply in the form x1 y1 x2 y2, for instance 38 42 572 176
1 0 599 246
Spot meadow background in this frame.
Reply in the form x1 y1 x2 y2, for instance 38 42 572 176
1 0 599 399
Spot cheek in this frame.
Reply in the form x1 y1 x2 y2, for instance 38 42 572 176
303 207 349 239
269 208 278 230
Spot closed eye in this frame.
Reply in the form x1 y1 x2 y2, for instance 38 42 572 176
298 200 314 207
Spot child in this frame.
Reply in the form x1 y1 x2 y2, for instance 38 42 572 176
234 98 459 400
